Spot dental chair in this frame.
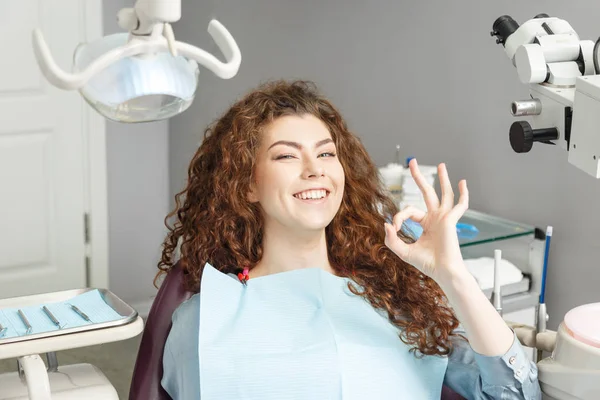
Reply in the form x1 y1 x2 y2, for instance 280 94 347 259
128 261 465 400
129 262 192 400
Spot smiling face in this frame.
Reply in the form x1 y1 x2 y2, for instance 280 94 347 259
248 114 345 234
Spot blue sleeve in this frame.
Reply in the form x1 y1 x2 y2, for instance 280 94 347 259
443 327 542 400
161 294 201 400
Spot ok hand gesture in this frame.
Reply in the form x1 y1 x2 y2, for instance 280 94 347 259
384 159 469 286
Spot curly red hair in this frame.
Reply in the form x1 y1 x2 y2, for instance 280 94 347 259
157 80 461 356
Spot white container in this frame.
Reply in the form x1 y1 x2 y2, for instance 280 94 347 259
399 164 437 210
379 163 404 194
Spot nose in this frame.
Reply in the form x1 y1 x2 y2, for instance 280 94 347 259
302 158 325 179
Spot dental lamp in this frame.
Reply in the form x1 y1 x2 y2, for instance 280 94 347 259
491 14 600 179
492 14 600 400
32 0 241 123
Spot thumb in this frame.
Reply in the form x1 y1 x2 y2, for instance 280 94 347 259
384 222 410 261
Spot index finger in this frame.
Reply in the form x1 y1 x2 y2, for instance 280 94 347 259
408 159 440 211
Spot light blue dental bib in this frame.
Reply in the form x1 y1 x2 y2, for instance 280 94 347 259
199 262 448 399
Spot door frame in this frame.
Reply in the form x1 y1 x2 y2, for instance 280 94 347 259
83 0 109 290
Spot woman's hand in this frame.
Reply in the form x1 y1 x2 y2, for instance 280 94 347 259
383 159 469 286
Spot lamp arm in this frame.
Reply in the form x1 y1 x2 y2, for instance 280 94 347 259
31 19 241 90
176 20 241 80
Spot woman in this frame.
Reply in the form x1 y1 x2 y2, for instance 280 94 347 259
157 80 541 399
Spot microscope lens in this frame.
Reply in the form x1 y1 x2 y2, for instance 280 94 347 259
492 15 520 45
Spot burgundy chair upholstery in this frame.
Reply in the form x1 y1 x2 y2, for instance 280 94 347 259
129 261 192 400
128 261 465 400
442 385 465 400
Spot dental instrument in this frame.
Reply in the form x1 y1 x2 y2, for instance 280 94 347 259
492 14 600 399
379 146 405 205
32 0 241 123
536 226 552 360
69 304 92 322
17 310 32 335
42 306 61 328
490 249 503 316
538 226 553 306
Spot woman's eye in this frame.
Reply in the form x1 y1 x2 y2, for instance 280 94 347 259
275 154 295 160
319 152 336 158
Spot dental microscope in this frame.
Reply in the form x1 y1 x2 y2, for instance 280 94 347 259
491 13 600 179
491 14 600 400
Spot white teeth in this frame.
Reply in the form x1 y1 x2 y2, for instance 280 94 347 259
294 189 327 199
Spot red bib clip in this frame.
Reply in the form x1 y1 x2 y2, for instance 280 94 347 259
237 267 250 286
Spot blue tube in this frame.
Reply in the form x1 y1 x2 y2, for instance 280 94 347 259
539 226 553 304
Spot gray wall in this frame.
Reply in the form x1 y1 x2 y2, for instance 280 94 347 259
169 0 600 330
103 0 170 306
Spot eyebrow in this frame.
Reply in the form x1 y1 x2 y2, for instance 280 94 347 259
267 138 334 151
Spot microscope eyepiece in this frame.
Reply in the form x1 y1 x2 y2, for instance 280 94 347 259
491 15 520 46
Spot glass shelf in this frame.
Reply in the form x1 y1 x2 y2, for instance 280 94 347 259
458 209 536 248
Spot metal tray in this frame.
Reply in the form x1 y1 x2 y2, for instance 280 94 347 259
0 288 138 345
482 276 531 299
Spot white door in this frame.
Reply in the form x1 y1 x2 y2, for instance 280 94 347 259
0 1 90 298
